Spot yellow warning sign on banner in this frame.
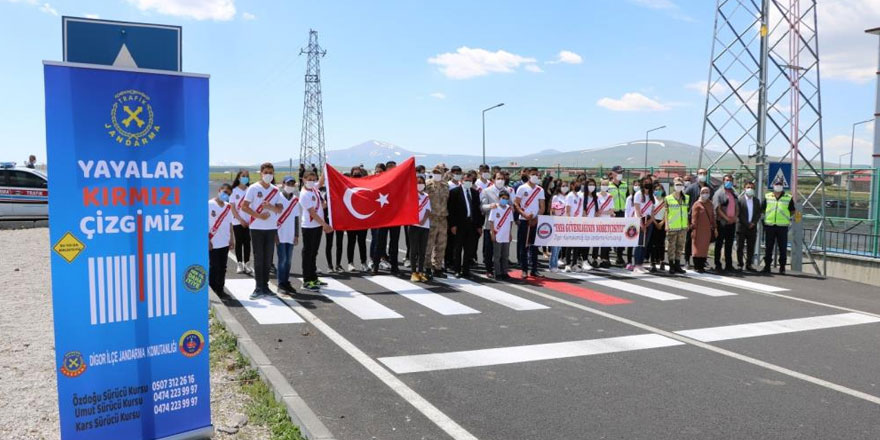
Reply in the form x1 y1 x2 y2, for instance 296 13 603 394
53 232 85 263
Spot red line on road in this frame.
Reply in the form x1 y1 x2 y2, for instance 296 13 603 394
508 270 632 306
137 213 145 302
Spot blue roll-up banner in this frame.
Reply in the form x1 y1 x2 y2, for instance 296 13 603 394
44 62 212 440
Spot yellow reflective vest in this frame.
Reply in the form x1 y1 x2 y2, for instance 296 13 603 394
764 192 792 226
609 181 628 212
665 193 690 231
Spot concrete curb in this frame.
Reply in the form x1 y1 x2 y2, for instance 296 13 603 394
210 290 336 440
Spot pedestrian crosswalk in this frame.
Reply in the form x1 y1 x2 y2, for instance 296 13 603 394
224 264 796 326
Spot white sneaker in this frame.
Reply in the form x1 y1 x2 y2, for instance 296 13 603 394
550 267 559 273
403 259 411 268
379 260 391 270
563 265 571 273
558 258 566 266
581 261 593 271
361 263 370 272
245 263 254 275
236 262 245 274
347 263 356 272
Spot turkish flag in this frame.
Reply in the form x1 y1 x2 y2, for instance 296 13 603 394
326 157 418 230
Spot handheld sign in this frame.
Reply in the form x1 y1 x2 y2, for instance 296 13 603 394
44 61 212 439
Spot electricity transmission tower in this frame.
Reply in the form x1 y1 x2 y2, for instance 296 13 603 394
299 29 327 170
698 0 827 276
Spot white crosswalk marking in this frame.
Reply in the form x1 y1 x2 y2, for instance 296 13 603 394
317 278 403 320
607 268 737 297
365 276 480 316
225 279 305 324
676 312 880 342
564 272 687 301
684 270 789 293
436 278 549 311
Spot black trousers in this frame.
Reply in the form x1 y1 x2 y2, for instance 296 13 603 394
409 226 429 273
649 227 667 263
347 229 367 264
232 224 251 263
371 228 388 265
764 225 788 268
209 246 229 294
684 228 693 263
482 229 494 273
453 224 479 275
301 226 323 283
404 226 411 261
325 230 344 268
737 224 757 267
387 226 401 270
614 211 630 262
250 229 276 291
714 222 736 268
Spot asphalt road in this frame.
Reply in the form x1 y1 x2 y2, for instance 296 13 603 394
213 226 880 440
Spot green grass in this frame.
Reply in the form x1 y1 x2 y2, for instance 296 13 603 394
209 310 306 440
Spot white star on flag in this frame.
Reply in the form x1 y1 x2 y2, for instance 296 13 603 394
376 193 390 208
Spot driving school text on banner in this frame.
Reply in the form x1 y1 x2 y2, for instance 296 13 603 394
533 215 641 247
44 62 212 440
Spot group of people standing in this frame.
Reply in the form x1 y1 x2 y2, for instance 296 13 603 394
206 161 796 300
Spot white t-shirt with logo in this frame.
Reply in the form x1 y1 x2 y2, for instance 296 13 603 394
415 192 432 229
490 206 514 243
597 193 615 217
551 194 567 216
652 195 666 221
231 186 250 225
208 199 234 248
583 193 597 218
299 187 324 229
633 192 653 218
565 192 583 217
475 179 491 193
515 184 545 218
277 194 301 244
243 183 281 230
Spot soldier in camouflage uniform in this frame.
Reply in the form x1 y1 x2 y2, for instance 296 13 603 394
425 165 450 279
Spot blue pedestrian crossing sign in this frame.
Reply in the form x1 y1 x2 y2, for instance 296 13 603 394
768 162 792 189
62 16 181 71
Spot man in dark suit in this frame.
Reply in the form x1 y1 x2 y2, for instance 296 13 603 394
736 181 762 271
448 171 484 278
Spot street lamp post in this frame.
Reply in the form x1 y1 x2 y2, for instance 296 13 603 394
644 125 667 172
482 103 505 165
846 119 873 218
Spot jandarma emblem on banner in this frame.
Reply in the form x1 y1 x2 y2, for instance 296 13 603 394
59 351 87 378
105 90 160 147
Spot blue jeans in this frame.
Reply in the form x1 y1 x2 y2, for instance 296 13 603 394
550 246 561 269
277 242 294 285
517 220 538 273
633 222 653 266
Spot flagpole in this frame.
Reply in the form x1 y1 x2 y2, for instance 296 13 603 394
324 163 334 229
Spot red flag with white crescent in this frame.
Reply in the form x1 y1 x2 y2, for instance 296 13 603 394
325 157 419 230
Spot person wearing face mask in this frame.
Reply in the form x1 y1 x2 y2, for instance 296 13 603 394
275 176 301 293
231 170 253 274
384 161 403 275
623 179 643 270
596 178 616 268
577 178 600 270
761 178 795 274
405 165 429 269
479 171 507 277
489 190 515 280
425 165 450 279
300 171 333 291
409 176 432 282
447 172 484 278
563 179 585 272
241 163 284 298
476 164 492 193
548 181 568 272
608 166 629 266
684 168 714 268
444 165 464 271
691 186 717 273
712 174 739 272
208 183 236 295
514 168 546 277
631 178 654 273
663 177 690 274
648 183 667 273
736 181 761 271
345 168 370 272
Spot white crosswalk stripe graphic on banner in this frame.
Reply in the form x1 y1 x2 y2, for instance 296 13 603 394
365 276 480 316
88 254 170 325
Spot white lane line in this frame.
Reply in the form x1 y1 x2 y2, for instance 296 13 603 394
226 279 305 324
606 268 737 297
315 278 403 320
684 270 789 293
435 277 550 311
491 277 880 406
366 275 480 316
676 312 880 342
563 272 687 301
379 334 683 374
275 288 479 440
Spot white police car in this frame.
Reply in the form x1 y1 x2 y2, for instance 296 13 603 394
0 162 49 220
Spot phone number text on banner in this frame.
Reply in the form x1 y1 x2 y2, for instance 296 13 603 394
44 62 211 440
533 215 641 247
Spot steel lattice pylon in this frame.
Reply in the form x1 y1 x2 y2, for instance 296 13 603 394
699 0 827 276
299 29 327 171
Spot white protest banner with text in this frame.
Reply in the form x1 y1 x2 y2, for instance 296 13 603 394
533 215 641 247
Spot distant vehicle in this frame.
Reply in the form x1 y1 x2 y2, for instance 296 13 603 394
0 162 48 220
825 200 841 208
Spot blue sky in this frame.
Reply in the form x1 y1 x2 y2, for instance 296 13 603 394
1 0 879 166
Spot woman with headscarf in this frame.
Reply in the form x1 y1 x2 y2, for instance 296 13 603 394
690 185 717 273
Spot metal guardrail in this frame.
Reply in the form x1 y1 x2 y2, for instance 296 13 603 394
804 228 880 259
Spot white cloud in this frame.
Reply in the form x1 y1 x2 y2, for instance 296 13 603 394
84 13 100 19
429 92 446 99
126 0 236 21
524 64 544 73
815 0 880 83
825 134 873 164
39 2 57 15
597 93 671 111
428 47 539 79
241 11 255 20
547 50 583 65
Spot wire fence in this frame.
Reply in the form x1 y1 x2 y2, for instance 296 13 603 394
804 228 880 259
